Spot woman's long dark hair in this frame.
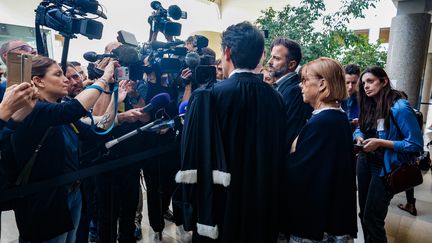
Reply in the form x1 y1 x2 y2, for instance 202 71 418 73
358 66 405 132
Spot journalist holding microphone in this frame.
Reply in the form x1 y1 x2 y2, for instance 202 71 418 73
7 56 118 243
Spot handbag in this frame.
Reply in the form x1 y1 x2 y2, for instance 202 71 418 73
383 113 423 194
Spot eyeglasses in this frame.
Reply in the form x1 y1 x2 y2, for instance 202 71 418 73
8 45 37 54
68 73 82 81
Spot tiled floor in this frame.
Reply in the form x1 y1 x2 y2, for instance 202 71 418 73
2 173 432 243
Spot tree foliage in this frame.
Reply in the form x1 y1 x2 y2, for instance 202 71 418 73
255 0 387 69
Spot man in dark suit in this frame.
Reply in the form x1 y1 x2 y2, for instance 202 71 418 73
268 38 313 148
177 21 288 242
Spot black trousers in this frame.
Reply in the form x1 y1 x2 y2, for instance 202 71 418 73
357 153 393 243
75 177 97 243
142 144 182 233
96 168 140 243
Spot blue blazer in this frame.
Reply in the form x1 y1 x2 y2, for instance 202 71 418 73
354 99 423 175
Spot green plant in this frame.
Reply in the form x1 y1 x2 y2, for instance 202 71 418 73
255 0 387 69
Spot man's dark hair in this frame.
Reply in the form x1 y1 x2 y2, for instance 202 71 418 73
221 21 264 69
69 61 81 67
270 38 302 69
344 64 361 76
186 36 195 44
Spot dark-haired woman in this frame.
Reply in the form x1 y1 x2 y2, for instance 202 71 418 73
354 66 423 242
10 56 117 243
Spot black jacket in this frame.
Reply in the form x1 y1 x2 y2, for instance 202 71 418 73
276 72 313 147
285 109 357 239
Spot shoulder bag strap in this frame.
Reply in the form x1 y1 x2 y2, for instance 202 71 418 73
15 127 53 186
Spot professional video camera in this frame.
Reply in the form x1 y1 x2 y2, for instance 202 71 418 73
35 0 105 40
35 0 106 71
148 0 187 40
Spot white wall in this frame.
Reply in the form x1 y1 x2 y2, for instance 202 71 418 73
220 0 287 28
0 0 221 64
0 0 398 64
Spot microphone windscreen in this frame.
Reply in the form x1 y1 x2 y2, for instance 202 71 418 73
168 5 182 20
151 1 162 10
150 92 171 110
83 51 99 62
113 45 139 66
185 52 200 68
179 101 188 115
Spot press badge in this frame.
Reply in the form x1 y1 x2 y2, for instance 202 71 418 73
377 119 385 131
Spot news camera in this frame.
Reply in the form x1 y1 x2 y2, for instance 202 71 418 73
35 0 105 40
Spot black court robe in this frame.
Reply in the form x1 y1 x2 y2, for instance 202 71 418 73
176 72 288 243
284 109 357 240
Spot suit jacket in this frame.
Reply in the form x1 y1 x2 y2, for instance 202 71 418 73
276 72 313 147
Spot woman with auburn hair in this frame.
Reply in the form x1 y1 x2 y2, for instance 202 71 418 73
10 56 118 243
284 57 357 242
354 66 422 242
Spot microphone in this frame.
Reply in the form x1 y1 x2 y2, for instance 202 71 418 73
179 101 188 114
83 51 116 62
151 1 162 10
112 45 139 66
149 101 187 131
142 93 171 113
150 40 185 49
149 119 175 131
185 52 200 69
168 5 182 20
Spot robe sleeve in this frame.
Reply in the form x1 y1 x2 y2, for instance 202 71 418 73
176 89 227 239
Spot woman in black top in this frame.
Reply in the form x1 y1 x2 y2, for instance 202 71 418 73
10 56 117 242
285 57 357 242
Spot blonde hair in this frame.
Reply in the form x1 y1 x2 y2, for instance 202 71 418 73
304 57 348 102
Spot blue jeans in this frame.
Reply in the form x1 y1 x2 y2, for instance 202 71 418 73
20 190 82 243
357 153 393 243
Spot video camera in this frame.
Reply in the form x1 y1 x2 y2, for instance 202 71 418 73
35 0 105 39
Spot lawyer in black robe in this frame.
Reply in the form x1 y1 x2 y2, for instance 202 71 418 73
177 71 287 242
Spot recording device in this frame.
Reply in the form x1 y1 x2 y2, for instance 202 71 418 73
104 92 171 149
142 93 171 113
183 47 216 86
6 53 33 87
354 143 364 153
35 0 105 40
149 101 188 131
83 44 152 81
148 1 187 38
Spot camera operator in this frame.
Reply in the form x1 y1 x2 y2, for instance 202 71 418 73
10 56 117 243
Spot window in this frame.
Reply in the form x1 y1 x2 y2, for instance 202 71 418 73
354 29 369 39
379 27 390 43
0 23 53 64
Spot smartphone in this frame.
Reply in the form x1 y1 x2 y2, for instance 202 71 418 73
354 143 364 153
7 52 32 87
115 66 129 81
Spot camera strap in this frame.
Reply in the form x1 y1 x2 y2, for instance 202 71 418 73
87 83 119 135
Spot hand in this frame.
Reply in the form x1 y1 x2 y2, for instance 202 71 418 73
351 118 359 127
355 136 364 145
117 108 150 124
82 78 94 87
0 83 35 120
362 138 382 152
117 80 129 104
10 84 39 122
180 68 193 80
101 60 119 83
